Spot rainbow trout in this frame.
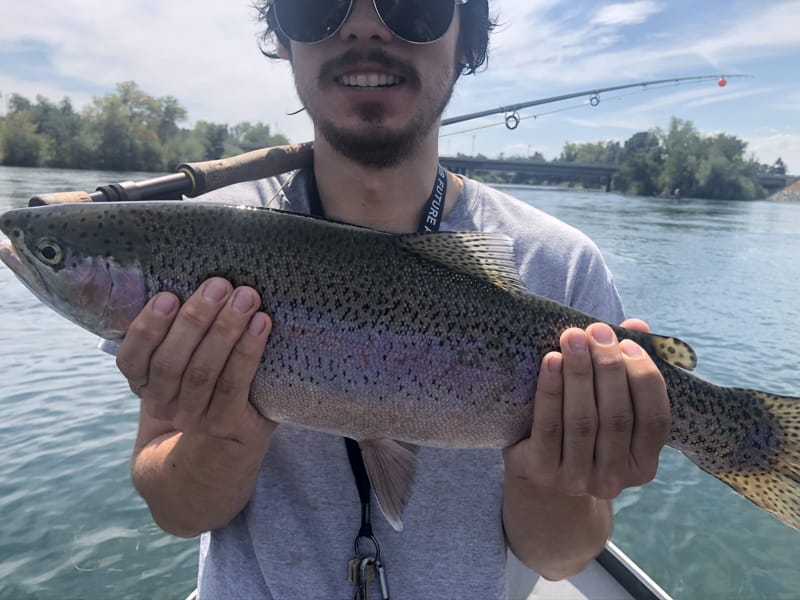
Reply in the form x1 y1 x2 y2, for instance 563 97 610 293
1 201 799 532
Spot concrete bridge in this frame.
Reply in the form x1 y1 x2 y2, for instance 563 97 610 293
439 156 796 195
440 156 619 191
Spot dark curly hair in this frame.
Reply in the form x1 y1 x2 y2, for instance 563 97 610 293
253 0 496 75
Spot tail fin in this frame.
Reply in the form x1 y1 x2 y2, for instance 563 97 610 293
711 391 800 531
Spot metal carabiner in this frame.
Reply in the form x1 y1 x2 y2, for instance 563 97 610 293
375 559 390 600
354 534 381 562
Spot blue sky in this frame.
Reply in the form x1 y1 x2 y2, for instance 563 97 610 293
1 0 798 172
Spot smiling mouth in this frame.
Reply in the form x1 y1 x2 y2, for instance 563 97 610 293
337 73 403 88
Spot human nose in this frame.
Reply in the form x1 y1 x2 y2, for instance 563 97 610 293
337 0 394 42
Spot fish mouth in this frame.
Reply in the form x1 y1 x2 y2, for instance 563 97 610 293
0 237 20 270
0 237 48 296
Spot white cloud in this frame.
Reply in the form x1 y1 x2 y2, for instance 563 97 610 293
591 1 664 26
689 3 800 66
766 92 800 113
745 133 800 174
0 1 310 138
484 2 800 89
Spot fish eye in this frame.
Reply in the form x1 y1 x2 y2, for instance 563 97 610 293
35 239 64 266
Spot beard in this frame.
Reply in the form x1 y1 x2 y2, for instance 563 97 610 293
315 93 453 168
297 49 457 169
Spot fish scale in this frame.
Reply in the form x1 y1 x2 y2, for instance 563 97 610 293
1 201 800 533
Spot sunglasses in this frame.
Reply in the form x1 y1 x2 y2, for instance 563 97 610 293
270 0 468 45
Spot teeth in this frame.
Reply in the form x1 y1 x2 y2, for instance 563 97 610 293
339 73 401 88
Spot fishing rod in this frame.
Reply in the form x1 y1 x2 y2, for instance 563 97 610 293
29 143 314 206
28 75 751 206
441 74 752 130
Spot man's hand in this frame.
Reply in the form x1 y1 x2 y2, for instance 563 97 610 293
117 277 274 445
119 277 276 537
501 319 670 579
504 319 671 497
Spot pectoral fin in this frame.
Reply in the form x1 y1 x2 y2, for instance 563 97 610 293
359 439 420 532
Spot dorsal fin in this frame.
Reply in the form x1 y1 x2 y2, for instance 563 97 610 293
397 232 527 294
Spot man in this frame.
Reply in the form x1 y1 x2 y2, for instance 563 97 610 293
119 0 671 597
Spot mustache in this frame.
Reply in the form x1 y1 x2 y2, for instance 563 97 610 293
319 49 421 88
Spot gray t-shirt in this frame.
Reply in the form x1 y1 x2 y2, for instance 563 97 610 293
194 171 625 599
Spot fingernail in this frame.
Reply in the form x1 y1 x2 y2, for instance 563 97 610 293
232 289 256 313
152 294 177 316
567 331 587 352
248 313 268 336
621 340 644 358
546 354 563 373
591 325 615 345
202 279 228 302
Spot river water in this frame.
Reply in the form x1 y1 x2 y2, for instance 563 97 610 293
1 165 799 599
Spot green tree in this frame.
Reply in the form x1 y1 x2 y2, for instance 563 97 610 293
556 140 622 188
613 131 663 196
0 111 43 166
193 120 229 160
156 96 187 143
694 145 764 200
0 83 293 171
7 93 32 113
559 140 622 164
227 121 290 154
658 117 702 196
161 132 207 171
28 96 89 167
83 82 169 171
770 157 787 175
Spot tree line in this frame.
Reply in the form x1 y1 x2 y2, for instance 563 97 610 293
0 82 288 172
470 118 789 200
0 83 789 200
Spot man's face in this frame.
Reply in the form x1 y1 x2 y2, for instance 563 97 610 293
282 0 463 168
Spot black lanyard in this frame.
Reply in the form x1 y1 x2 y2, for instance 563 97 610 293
307 164 447 234
305 164 448 571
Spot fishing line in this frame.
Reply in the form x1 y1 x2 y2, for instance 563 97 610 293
440 100 592 137
439 79 731 139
